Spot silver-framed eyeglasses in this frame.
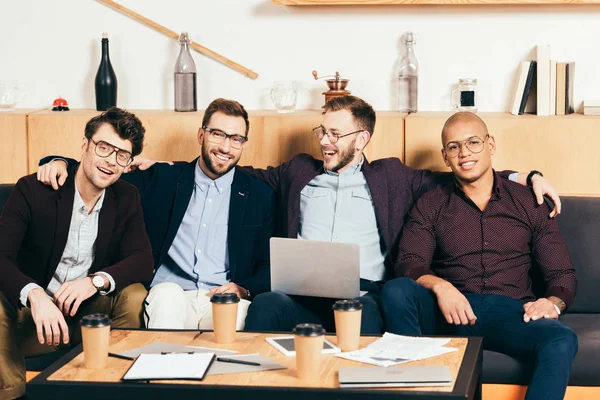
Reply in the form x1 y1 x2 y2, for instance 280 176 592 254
444 135 489 158
312 125 363 144
203 126 248 150
90 138 133 167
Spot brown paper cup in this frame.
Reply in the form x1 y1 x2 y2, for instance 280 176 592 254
80 314 111 369
211 293 240 344
332 299 363 352
293 323 325 380
334 309 362 351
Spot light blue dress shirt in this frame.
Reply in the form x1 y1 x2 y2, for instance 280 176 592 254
298 157 387 282
151 162 234 290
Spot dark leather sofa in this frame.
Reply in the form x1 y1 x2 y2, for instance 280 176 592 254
0 184 598 386
483 196 600 387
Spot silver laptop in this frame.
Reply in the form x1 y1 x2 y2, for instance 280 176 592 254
270 238 360 299
338 365 453 388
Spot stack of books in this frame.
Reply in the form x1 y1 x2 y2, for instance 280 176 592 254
583 101 600 115
510 45 575 116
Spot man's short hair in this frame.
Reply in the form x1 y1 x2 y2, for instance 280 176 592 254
84 107 145 157
323 96 376 137
202 98 250 137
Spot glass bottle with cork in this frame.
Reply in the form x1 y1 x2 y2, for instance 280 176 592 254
174 32 197 112
398 31 419 113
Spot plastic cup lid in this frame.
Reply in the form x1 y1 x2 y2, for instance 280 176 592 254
332 299 363 311
80 313 110 328
210 293 240 304
293 323 325 337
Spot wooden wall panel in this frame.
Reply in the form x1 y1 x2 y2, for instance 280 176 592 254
405 112 600 195
0 110 34 183
27 109 406 174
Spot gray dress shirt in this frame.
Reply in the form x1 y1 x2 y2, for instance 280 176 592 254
298 157 387 282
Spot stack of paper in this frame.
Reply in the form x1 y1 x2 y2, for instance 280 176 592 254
334 333 458 367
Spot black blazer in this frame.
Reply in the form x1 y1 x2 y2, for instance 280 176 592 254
0 168 154 307
42 157 276 296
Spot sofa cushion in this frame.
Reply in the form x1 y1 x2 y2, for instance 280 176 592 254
482 313 600 386
0 183 13 210
556 196 600 313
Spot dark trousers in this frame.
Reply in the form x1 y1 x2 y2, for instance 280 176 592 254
380 278 578 400
245 280 384 334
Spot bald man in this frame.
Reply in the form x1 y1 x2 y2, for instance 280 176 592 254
380 112 577 400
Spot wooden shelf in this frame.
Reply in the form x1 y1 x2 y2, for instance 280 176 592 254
273 0 600 5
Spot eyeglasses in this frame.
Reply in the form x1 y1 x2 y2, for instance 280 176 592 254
444 135 489 158
312 125 363 144
203 126 248 150
89 138 133 167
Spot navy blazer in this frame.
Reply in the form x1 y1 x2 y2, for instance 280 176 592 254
42 157 275 296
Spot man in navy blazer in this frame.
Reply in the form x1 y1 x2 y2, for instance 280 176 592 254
38 99 275 330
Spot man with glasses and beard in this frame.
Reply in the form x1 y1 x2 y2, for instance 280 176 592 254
380 112 577 400
36 99 275 330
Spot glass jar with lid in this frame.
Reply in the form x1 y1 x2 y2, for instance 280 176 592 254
452 78 478 112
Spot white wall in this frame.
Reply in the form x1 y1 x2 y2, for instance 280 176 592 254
1 0 599 112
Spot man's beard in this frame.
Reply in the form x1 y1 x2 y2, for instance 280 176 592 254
329 139 357 173
201 140 237 178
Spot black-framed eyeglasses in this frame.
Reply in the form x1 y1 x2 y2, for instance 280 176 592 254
89 138 133 167
312 125 363 144
444 135 489 158
203 126 248 150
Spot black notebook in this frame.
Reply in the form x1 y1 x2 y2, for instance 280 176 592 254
519 61 537 115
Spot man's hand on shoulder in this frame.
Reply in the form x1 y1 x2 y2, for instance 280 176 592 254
37 159 68 190
432 280 477 326
523 297 560 322
125 157 172 173
28 288 70 346
209 282 249 300
517 172 561 218
54 277 99 317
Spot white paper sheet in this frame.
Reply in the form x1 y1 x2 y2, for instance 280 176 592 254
334 333 458 367
123 353 215 380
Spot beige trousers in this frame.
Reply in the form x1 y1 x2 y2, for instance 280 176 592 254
0 283 148 400
144 282 251 330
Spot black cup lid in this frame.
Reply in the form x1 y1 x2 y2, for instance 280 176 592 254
210 293 240 304
80 313 110 328
293 323 325 337
332 299 363 311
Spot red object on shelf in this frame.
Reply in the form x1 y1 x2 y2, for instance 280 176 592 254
52 97 70 111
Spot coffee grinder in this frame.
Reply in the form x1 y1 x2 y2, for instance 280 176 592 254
312 70 351 104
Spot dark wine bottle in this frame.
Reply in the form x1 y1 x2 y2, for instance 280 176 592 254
95 32 117 111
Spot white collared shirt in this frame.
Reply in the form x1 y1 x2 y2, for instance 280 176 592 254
19 184 115 307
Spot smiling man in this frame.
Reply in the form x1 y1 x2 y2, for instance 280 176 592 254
380 112 577 400
0 107 153 400
36 99 275 331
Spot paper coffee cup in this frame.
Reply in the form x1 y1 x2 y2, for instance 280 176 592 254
293 323 325 380
211 293 240 343
80 313 111 369
333 299 363 352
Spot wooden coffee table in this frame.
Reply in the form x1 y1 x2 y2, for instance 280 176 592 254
27 329 482 399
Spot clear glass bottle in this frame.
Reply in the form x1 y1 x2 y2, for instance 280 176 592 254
174 32 197 112
398 31 419 113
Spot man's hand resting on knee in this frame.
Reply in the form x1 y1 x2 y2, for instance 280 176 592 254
28 288 70 346
209 282 249 300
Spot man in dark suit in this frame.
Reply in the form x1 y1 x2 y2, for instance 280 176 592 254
0 108 153 400
37 99 275 330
